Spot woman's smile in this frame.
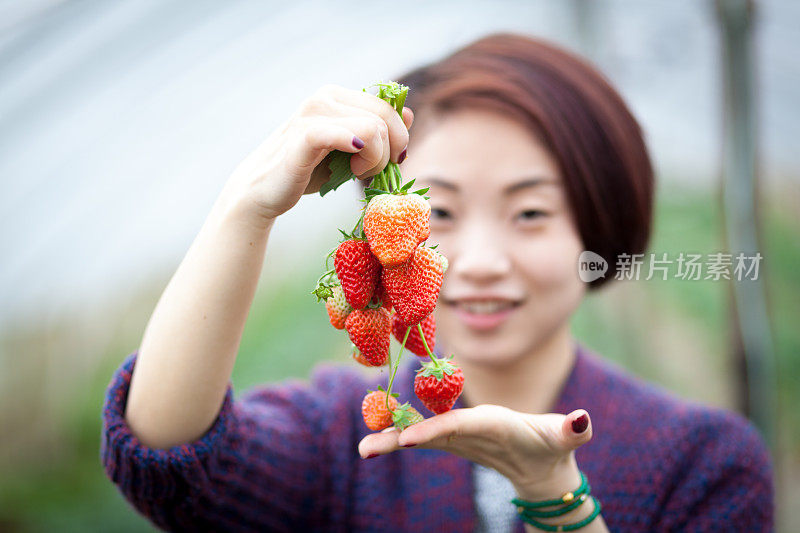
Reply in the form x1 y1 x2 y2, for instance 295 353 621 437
443 296 524 331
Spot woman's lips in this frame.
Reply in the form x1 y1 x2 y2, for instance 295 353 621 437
447 300 520 331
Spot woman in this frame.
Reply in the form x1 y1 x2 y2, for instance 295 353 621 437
102 33 773 532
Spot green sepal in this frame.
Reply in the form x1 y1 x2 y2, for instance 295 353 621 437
364 188 387 202
311 283 334 302
399 179 416 192
412 187 430 196
391 402 425 430
415 355 457 380
365 191 389 204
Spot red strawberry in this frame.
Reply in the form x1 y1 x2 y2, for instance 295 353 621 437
325 285 352 329
382 246 445 326
363 193 430 267
345 307 391 366
351 344 386 367
362 387 400 431
414 356 464 415
334 239 381 309
392 313 435 357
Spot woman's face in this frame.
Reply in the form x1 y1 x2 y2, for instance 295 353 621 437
401 108 586 367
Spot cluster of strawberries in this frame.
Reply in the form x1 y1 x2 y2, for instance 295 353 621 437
315 168 465 433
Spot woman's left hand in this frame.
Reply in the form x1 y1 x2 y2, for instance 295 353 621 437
358 405 593 499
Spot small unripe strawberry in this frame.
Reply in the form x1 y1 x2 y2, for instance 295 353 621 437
362 387 400 431
325 285 352 329
391 402 425 431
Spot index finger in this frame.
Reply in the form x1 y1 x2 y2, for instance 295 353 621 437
328 86 410 163
397 405 509 448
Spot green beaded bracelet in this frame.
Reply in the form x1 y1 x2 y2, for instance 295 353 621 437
518 496 602 532
511 471 589 511
519 493 588 519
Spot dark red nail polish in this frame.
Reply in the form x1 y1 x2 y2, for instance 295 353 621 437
398 148 407 163
366 453 379 459
572 414 589 434
401 443 416 448
352 136 365 149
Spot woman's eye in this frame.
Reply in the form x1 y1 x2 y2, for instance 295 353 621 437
516 209 546 221
431 208 452 220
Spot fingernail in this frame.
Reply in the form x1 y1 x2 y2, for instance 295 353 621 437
366 453 379 459
352 136 365 149
401 443 416 448
572 414 589 434
398 148 407 164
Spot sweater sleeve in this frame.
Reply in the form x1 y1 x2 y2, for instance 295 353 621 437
656 407 774 532
100 351 345 531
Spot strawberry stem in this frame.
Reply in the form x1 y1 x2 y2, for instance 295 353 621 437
385 326 412 413
315 268 335 286
417 322 440 368
386 162 402 191
324 246 338 270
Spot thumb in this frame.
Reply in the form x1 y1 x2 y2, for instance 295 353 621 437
560 409 592 450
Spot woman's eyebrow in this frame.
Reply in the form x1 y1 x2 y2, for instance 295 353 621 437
503 177 555 195
422 177 458 192
419 176 555 194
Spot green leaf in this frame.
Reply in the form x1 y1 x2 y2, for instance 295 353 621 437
320 152 356 197
412 187 429 196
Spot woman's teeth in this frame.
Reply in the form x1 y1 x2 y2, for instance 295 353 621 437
457 301 515 314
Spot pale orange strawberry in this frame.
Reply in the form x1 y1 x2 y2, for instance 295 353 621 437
362 387 400 431
325 285 353 329
363 193 430 267
382 246 445 326
345 307 391 366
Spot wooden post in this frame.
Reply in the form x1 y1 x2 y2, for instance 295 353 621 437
716 0 776 450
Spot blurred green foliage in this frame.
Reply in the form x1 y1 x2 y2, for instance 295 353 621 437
0 187 797 532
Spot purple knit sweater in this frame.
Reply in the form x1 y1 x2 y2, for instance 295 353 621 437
101 344 773 532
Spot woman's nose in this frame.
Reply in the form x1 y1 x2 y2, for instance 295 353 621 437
449 224 512 282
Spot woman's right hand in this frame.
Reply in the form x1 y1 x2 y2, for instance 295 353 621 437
227 84 414 225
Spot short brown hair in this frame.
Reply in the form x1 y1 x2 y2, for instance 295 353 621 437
395 33 654 288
